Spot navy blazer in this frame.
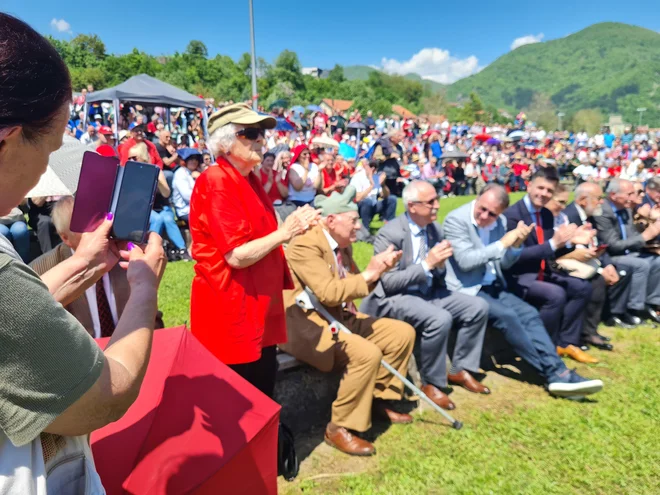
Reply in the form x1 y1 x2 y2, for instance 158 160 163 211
503 198 559 277
564 202 614 267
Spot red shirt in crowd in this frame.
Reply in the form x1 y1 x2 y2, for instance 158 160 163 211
258 167 288 203
189 157 293 365
118 138 164 169
511 162 529 176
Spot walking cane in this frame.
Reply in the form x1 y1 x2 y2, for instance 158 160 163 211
295 287 464 430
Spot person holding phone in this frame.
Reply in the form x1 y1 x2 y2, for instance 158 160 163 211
189 103 320 399
0 14 166 493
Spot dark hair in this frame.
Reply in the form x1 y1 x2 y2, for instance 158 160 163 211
530 167 559 183
263 152 275 161
0 14 72 142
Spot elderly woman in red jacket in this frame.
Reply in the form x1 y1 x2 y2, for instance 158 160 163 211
189 103 320 397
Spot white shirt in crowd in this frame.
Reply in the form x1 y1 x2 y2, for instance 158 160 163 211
287 162 319 203
349 166 379 200
172 167 195 217
79 132 99 145
573 163 596 181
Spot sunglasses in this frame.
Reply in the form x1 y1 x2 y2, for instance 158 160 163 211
235 128 265 140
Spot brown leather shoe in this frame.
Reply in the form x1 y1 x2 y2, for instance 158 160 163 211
557 345 599 364
372 402 414 424
421 384 456 410
324 423 375 456
448 370 491 394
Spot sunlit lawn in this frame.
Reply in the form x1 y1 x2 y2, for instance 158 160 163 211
158 193 660 494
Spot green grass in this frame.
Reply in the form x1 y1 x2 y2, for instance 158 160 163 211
158 193 660 494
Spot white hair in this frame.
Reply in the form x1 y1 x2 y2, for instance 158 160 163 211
402 180 432 210
207 123 237 156
51 196 75 235
606 178 629 195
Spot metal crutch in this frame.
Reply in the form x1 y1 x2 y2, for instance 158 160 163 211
295 287 463 430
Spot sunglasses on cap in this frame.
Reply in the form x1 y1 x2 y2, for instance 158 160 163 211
235 127 265 140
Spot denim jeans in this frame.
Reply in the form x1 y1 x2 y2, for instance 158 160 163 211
358 195 397 229
0 221 30 262
149 206 186 249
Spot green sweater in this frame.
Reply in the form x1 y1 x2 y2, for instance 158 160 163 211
0 241 104 447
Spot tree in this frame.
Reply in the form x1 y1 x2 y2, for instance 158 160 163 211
421 91 449 116
70 34 106 64
571 108 604 134
524 93 558 130
186 40 208 58
328 64 345 83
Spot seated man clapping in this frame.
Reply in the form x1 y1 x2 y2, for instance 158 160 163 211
281 186 416 457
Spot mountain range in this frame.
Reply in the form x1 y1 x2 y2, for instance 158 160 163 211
345 22 660 126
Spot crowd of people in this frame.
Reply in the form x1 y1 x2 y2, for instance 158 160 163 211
2 11 660 492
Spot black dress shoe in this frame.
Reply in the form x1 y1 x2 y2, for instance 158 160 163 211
580 344 590 352
605 316 635 329
632 308 660 324
596 333 612 342
583 339 614 351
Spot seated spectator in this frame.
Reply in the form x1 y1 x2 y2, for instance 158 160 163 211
481 157 500 185
30 197 165 336
547 185 634 350
320 150 348 195
118 124 164 167
79 124 99 146
350 160 397 231
282 187 416 456
592 178 660 324
172 150 201 224
504 168 598 364
288 145 320 206
0 205 29 262
443 185 603 398
259 152 289 204
154 129 179 185
27 196 61 254
361 181 490 410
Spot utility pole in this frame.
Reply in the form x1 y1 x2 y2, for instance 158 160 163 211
557 112 565 131
248 0 258 110
637 107 647 127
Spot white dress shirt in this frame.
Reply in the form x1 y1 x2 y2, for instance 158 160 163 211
72 248 118 338
406 214 433 291
523 195 558 251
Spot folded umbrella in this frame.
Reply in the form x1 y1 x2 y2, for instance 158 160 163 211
26 134 95 198
91 327 280 495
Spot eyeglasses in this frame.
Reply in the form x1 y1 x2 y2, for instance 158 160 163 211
476 205 499 218
555 199 568 206
235 127 265 141
412 197 439 208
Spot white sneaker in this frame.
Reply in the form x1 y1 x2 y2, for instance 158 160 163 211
547 370 603 398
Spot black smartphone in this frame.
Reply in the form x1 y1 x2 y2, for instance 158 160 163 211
109 161 159 243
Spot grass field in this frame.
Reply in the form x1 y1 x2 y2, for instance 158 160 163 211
157 194 660 495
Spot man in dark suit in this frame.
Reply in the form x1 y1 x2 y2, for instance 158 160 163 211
30 197 163 337
361 180 489 411
504 168 598 364
592 178 660 323
548 183 636 351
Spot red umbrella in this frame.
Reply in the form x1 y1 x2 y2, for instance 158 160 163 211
91 327 280 495
422 129 440 140
474 133 491 142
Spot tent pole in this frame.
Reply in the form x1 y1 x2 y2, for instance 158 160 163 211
113 99 120 149
202 108 210 140
82 102 88 129
167 108 172 132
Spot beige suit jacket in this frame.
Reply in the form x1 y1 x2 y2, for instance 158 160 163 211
30 243 130 337
281 226 373 372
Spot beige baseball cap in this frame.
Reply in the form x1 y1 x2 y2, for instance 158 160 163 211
207 103 276 135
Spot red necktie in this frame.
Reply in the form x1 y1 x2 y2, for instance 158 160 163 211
96 278 115 337
535 211 545 281
335 249 357 314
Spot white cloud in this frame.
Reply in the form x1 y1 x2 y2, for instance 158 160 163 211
50 18 72 34
510 33 544 50
380 48 481 85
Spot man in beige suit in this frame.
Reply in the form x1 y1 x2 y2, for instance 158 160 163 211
281 186 416 457
30 197 162 337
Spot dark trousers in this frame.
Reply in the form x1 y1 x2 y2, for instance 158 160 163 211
583 271 632 340
513 272 592 348
227 345 278 399
358 196 397 230
478 288 566 382
36 214 61 254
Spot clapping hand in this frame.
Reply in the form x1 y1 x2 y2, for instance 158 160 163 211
571 223 596 246
552 223 577 248
280 206 321 242
362 245 403 284
501 220 535 248
425 240 453 269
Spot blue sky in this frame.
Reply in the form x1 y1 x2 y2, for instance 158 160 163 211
5 0 660 84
